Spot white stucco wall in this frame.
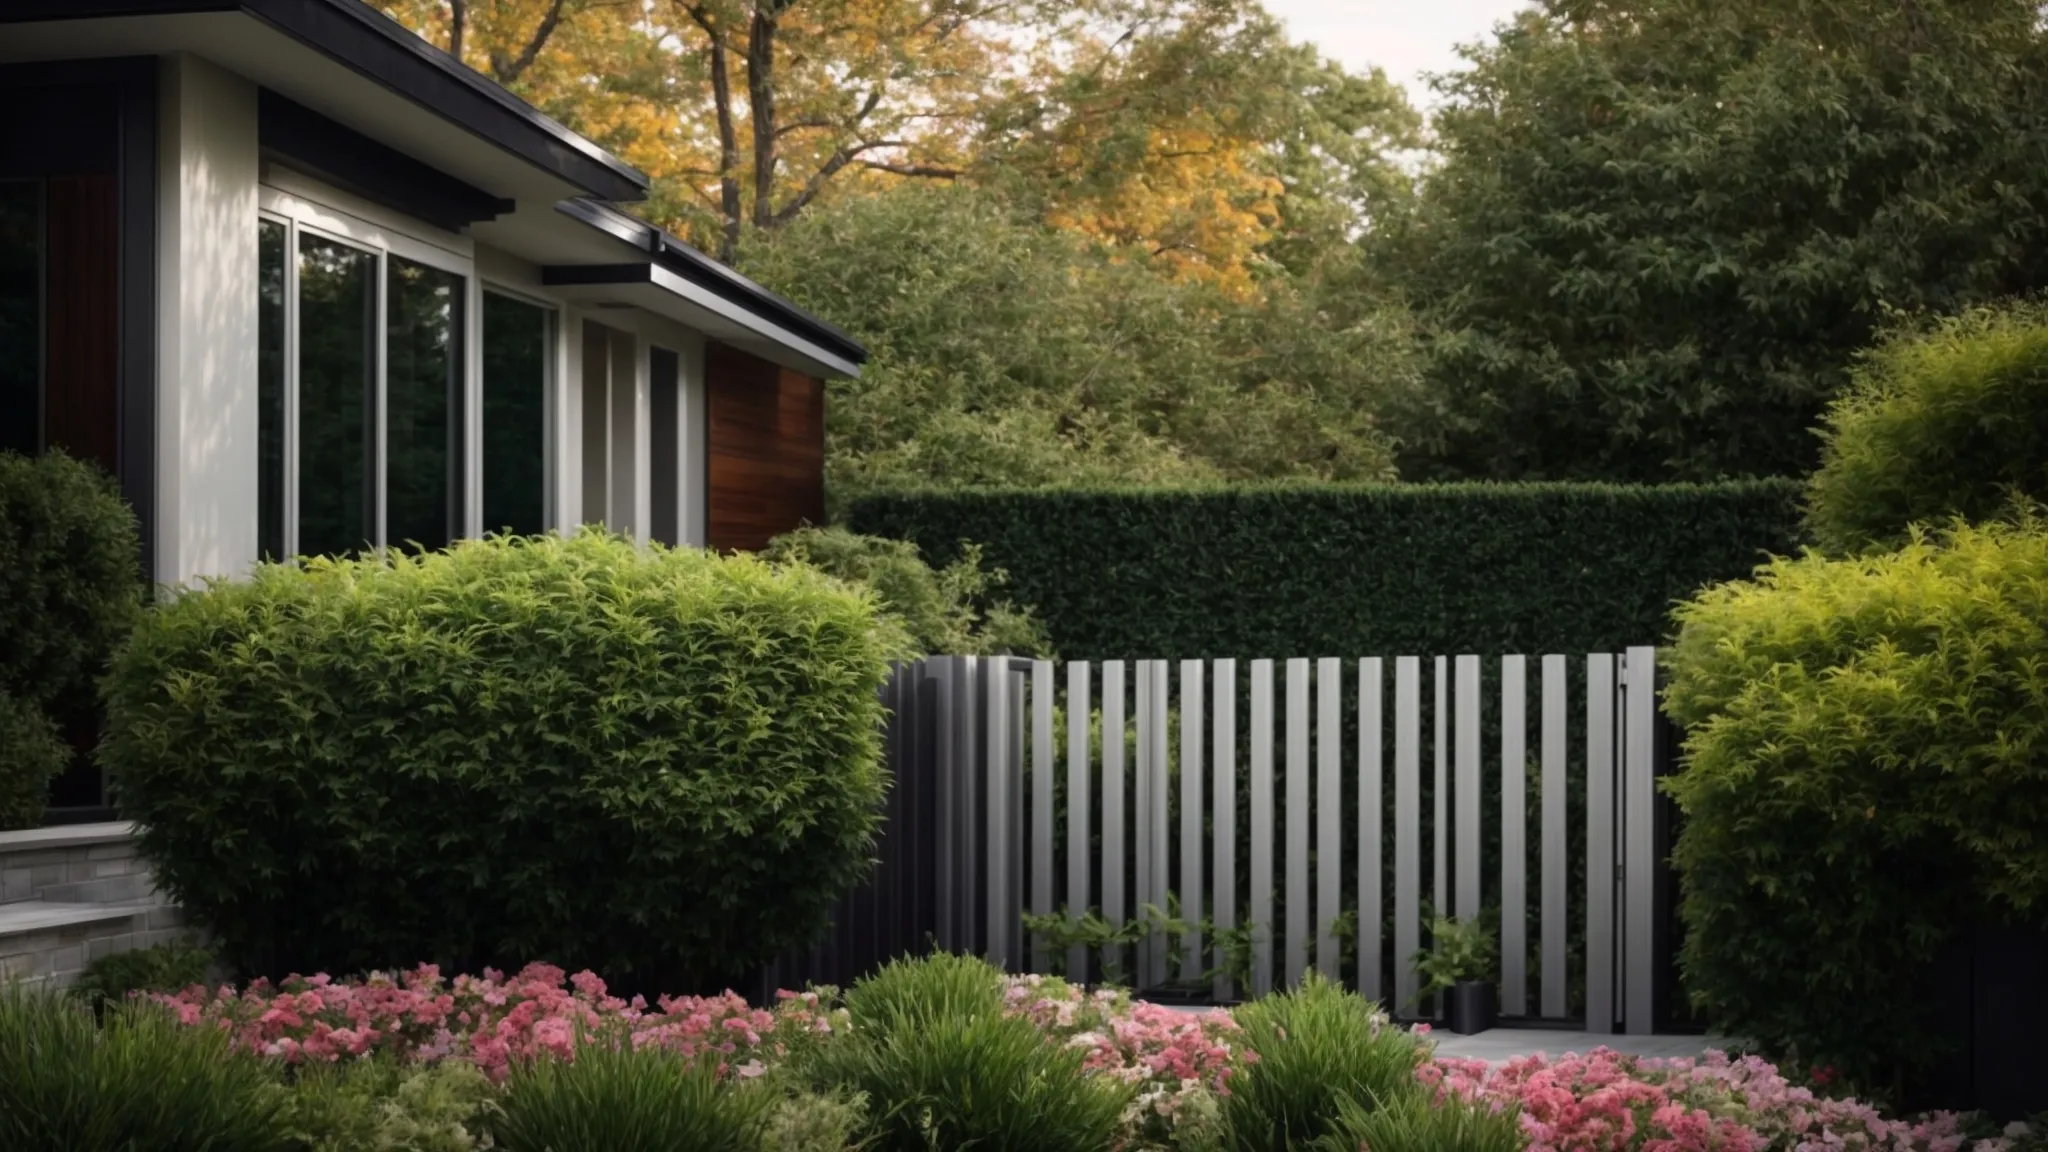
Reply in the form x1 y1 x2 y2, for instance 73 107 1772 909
154 54 259 588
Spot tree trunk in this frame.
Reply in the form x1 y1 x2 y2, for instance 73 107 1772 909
747 4 781 230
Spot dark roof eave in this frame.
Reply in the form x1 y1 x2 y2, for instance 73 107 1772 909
555 198 868 367
2 0 649 203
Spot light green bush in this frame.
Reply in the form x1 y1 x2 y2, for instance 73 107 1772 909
101 530 898 990
1224 973 1426 1152
840 951 1006 1026
0 984 286 1151
492 1043 772 1152
1807 300 2048 555
1664 516 2048 1090
281 1058 497 1152
762 525 1052 657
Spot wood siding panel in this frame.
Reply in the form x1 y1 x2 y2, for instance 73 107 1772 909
706 342 823 552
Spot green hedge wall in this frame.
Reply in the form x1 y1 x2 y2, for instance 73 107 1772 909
844 481 1808 659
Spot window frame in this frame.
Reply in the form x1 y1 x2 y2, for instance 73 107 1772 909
260 179 506 556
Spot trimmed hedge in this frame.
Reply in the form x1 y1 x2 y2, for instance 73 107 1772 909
844 481 1806 659
101 532 897 993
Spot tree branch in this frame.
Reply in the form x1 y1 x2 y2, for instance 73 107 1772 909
447 0 466 62
490 0 570 85
861 159 963 179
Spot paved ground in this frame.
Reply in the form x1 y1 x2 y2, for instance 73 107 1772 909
1420 1028 1741 1065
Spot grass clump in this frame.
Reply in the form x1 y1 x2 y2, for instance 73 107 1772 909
1224 973 1427 1152
491 1039 773 1152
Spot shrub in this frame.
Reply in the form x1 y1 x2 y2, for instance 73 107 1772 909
280 1058 498 1152
101 531 897 990
807 954 1131 1152
763 525 1052 657
0 984 286 1151
70 939 214 1020
0 690 69 830
762 1088 867 1152
845 480 1804 659
1223 973 1426 1152
1807 301 2048 556
0 449 141 827
0 449 142 718
491 1041 773 1152
1663 516 2048 1094
1313 1087 1524 1152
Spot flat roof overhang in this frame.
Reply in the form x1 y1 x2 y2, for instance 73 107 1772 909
544 263 864 382
0 0 647 205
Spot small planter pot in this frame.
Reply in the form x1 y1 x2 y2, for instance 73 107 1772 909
1444 980 1496 1035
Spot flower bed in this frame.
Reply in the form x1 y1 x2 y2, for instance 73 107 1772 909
155 965 2041 1152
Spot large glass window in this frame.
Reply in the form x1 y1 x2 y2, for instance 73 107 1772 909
386 257 464 551
258 190 554 560
0 181 41 459
296 232 378 559
481 291 549 537
258 219 286 561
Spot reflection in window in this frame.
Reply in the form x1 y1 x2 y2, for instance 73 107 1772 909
297 233 376 559
257 219 286 562
0 182 41 459
482 292 548 537
386 257 464 551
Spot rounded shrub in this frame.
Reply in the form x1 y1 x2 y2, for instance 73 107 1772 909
0 449 141 827
101 531 898 990
1664 516 2048 1092
493 1043 772 1152
1807 300 2048 555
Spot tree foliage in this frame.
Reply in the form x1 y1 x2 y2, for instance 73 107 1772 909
1382 0 2048 483
742 183 1411 493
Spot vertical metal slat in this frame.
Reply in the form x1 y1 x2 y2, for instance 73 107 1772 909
1394 656 1422 1013
1102 660 1127 983
1249 659 1275 997
1285 657 1311 988
1031 659 1055 973
1180 659 1205 982
1213 659 1238 1003
1316 657 1342 980
1066 661 1092 981
1586 652 1618 1035
1500 655 1528 1017
1359 657 1384 1002
1455 654 1481 924
1541 654 1568 1018
1134 660 1153 988
1623 646 1657 1036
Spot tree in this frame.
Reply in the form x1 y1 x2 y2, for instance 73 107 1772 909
740 182 1414 495
375 0 1422 283
1379 0 2048 483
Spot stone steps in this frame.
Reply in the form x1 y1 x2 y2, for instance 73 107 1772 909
0 822 187 989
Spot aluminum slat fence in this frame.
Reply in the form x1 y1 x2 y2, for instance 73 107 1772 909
759 650 1679 1036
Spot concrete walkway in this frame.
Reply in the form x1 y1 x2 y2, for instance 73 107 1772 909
1422 1028 1740 1066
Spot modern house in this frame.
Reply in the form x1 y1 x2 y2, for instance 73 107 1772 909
0 0 866 982
0 0 864 596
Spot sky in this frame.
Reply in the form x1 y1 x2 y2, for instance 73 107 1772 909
1257 0 1535 106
